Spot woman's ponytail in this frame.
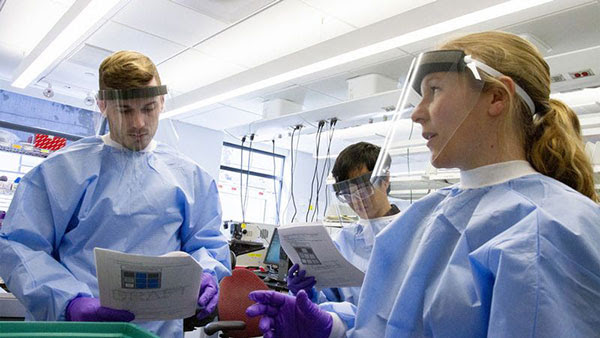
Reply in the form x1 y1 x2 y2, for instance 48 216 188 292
527 99 599 202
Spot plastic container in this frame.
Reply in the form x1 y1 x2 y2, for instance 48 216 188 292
0 321 159 337
346 73 398 100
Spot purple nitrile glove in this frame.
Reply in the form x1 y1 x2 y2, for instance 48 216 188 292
196 272 219 320
66 297 134 322
245 289 332 338
286 263 316 299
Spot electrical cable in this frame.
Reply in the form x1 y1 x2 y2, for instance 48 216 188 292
239 136 246 223
321 118 337 219
243 134 254 217
289 128 297 223
311 121 327 222
290 126 302 223
306 121 324 222
272 139 281 225
311 123 324 221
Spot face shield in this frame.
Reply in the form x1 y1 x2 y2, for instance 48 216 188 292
371 50 535 200
328 169 392 221
95 85 169 151
325 169 396 248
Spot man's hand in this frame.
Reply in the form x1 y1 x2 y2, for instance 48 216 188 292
196 272 219 320
66 297 135 322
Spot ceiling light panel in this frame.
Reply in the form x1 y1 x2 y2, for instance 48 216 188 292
68 44 112 69
0 0 74 53
86 21 184 64
551 87 600 107
179 106 262 130
171 0 275 24
302 0 435 28
221 96 267 116
45 60 98 93
506 2 600 57
11 0 127 89
261 85 342 110
112 0 227 47
195 0 354 69
158 48 246 94
0 47 23 80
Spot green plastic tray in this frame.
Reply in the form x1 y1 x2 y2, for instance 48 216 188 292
0 321 159 337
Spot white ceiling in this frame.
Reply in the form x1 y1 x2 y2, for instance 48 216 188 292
0 0 599 155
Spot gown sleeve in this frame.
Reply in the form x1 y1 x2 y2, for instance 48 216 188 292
0 160 94 320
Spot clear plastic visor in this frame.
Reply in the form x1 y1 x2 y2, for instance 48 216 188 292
371 50 492 196
95 85 169 151
328 170 392 221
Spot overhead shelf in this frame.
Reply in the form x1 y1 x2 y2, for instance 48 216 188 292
0 145 51 158
390 169 459 193
226 88 402 141
392 164 600 200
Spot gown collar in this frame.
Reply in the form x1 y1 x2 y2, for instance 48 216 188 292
357 207 400 247
101 133 157 152
459 160 537 189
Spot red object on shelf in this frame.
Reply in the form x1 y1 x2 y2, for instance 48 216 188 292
34 134 67 151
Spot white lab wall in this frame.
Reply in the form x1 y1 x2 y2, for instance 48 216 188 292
221 133 329 225
154 119 223 180
280 149 329 225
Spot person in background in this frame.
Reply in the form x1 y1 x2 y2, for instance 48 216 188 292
286 142 403 325
0 51 231 337
246 31 600 337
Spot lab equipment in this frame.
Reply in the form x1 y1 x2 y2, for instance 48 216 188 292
262 228 290 283
226 221 265 257
246 290 333 338
263 227 282 266
66 297 134 322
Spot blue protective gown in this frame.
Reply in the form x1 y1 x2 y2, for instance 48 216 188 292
318 214 398 329
0 135 231 338
341 161 600 337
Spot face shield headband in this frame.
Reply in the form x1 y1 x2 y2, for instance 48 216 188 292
411 50 535 115
97 85 168 101
333 171 388 203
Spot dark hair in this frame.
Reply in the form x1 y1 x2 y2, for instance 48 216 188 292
332 142 389 182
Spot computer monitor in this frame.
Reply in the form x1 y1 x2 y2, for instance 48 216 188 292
263 228 291 281
263 228 281 266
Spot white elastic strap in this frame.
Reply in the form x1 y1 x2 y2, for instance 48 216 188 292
464 55 535 115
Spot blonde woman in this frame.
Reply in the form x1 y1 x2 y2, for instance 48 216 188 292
246 31 600 337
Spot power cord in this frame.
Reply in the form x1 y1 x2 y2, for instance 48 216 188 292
239 136 246 223
290 125 302 223
306 121 325 222
320 118 337 219
272 139 281 225
243 134 255 218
